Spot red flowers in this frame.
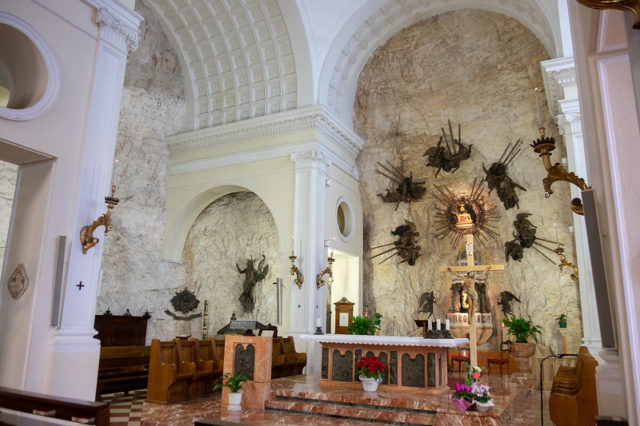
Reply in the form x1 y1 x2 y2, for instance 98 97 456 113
356 356 387 380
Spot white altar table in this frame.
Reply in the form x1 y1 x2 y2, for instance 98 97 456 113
301 334 468 392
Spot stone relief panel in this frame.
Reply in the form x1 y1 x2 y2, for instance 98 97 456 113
182 192 279 338
98 0 187 343
353 10 580 352
0 161 18 276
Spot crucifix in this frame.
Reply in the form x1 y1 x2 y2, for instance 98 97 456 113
439 233 504 367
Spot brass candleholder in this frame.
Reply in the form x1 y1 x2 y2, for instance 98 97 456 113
80 185 119 254
289 252 304 288
530 127 590 215
316 251 335 289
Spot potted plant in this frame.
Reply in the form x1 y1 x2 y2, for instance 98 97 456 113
214 373 248 411
503 316 543 373
355 356 386 392
450 365 493 412
348 315 377 335
556 313 567 328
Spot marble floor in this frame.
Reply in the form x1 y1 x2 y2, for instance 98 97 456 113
134 374 551 426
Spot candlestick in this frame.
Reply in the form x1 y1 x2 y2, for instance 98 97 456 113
436 319 441 331
427 319 432 331
445 319 450 331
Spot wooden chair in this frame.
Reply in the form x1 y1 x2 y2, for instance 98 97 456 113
487 340 512 376
450 346 470 374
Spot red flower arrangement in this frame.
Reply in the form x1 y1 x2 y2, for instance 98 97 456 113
355 356 387 380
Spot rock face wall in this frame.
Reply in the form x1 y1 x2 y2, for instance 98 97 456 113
353 10 581 350
97 0 187 341
182 192 280 337
0 161 18 276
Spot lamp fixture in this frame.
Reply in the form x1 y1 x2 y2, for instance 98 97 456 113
80 185 119 254
316 251 335 288
530 88 590 215
289 252 304 288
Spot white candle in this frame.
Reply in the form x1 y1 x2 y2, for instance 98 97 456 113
436 319 441 331
427 319 432 331
445 319 450 331
316 317 321 327
534 87 544 128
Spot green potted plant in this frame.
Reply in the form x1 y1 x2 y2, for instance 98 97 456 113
348 315 377 335
556 313 567 328
214 373 248 411
503 316 543 374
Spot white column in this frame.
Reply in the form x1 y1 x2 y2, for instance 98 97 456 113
289 148 330 374
47 2 141 399
541 57 602 354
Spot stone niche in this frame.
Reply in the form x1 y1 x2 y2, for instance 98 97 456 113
182 192 280 337
354 9 581 350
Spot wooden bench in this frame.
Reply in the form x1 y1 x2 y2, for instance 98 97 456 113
549 346 598 426
271 337 286 378
146 339 193 404
192 338 224 395
96 345 150 399
281 336 307 376
0 385 109 425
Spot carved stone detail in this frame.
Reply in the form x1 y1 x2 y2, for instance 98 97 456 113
7 263 28 300
96 8 140 51
234 343 255 380
331 349 353 382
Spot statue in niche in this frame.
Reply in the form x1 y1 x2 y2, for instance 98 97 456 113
497 291 521 317
450 282 467 313
417 291 436 318
237 255 269 312
474 281 490 313
455 204 474 229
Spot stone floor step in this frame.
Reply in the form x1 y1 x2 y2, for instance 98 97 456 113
265 396 437 425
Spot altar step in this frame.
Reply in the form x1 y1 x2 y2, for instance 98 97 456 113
265 389 438 425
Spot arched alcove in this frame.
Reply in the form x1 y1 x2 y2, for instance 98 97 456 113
182 191 280 336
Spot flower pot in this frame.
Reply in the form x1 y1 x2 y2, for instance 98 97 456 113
474 400 493 413
227 391 242 411
359 374 382 392
511 342 536 374
559 322 567 329
449 394 474 411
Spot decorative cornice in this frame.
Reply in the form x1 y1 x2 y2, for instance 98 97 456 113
541 56 577 118
96 7 140 51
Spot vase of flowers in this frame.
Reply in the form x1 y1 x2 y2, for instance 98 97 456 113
450 365 493 412
355 356 386 392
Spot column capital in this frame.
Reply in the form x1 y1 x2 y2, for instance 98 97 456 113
93 4 142 52
290 148 331 172
541 56 577 118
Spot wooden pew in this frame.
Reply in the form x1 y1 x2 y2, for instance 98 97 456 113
549 346 598 426
281 336 307 376
0 385 109 425
192 338 223 395
271 337 286 379
146 339 193 404
96 345 150 399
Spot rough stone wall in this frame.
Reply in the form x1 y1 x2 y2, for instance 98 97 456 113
97 0 187 341
0 161 18 276
354 10 581 351
182 192 280 337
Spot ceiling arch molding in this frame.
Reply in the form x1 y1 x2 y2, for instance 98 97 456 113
148 0 298 132
318 0 563 131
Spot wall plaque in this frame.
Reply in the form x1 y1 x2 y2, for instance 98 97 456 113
7 263 28 300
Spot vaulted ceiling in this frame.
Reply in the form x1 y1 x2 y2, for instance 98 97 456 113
147 0 565 133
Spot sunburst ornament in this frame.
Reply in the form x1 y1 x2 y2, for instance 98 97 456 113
433 179 500 250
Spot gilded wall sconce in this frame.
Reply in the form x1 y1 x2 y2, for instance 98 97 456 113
80 185 119 254
555 246 579 283
316 251 334 288
530 88 590 215
289 252 304 288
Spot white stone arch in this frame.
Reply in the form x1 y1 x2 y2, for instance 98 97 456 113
318 0 563 130
163 183 286 263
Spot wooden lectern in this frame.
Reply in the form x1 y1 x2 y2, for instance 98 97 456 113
334 297 354 334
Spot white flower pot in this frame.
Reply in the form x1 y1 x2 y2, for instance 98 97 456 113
227 391 242 411
359 374 382 392
474 400 493 413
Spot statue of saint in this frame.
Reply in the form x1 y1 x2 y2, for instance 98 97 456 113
456 204 474 229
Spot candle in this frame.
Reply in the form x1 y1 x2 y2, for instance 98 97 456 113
445 319 450 331
316 317 321 327
436 319 441 331
427 319 432 331
534 87 544 129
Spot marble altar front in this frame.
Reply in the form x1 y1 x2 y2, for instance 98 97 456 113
301 334 468 393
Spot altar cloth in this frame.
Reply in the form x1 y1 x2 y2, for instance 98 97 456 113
301 334 468 347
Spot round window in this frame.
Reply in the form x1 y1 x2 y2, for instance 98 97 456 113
336 199 354 240
0 13 59 120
